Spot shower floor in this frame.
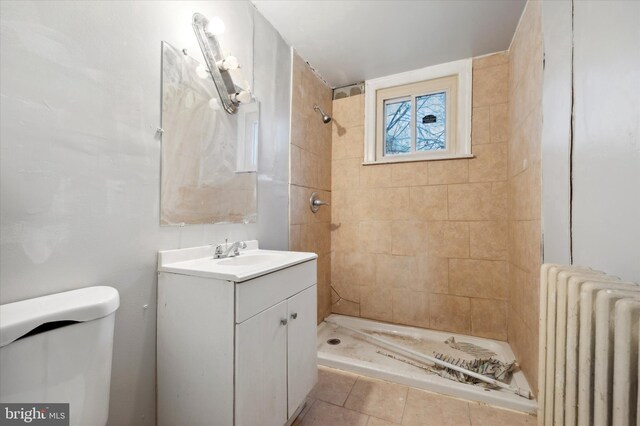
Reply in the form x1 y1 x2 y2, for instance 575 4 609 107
317 314 537 414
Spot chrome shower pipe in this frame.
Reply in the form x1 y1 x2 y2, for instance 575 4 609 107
313 104 332 124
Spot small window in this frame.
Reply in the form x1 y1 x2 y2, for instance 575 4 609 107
365 59 472 164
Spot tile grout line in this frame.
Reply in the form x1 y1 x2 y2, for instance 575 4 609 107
399 386 410 426
340 375 360 407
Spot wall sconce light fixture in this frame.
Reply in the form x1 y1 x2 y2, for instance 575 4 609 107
192 12 252 114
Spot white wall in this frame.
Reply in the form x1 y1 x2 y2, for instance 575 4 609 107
540 0 640 283
0 1 291 425
540 0 572 265
572 1 640 282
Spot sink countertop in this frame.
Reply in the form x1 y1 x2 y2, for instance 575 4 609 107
158 240 317 282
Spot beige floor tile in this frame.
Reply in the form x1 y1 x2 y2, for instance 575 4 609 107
402 388 471 426
468 404 536 426
300 400 369 426
367 416 401 426
292 398 316 426
344 376 409 423
309 366 359 406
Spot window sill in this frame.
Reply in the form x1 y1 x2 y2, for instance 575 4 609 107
362 153 474 166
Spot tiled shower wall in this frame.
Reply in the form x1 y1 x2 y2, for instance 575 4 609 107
289 53 333 323
330 52 510 340
506 0 543 394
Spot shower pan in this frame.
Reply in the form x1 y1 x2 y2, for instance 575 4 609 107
317 314 537 415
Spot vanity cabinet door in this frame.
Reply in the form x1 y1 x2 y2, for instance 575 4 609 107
286 285 318 418
235 300 288 426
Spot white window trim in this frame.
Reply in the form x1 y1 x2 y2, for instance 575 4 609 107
364 58 473 164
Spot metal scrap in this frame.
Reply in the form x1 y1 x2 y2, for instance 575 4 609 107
444 337 498 360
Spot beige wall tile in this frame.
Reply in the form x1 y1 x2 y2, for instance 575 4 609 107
324 49 532 343
426 221 469 258
308 222 331 254
472 106 491 145
357 188 411 221
333 125 364 160
417 255 449 294
428 159 469 184
490 103 509 143
332 251 376 290
331 221 359 252
318 155 331 191
409 186 448 220
291 144 303 186
506 0 543 393
470 298 507 340
300 148 320 188
290 184 312 225
449 258 507 299
507 311 539 396
332 189 359 223
360 287 393 322
332 95 365 129
344 376 408 423
332 158 360 190
391 221 427 255
358 221 392 254
360 164 393 188
375 254 419 290
468 143 507 183
402 388 471 426
390 162 429 186
392 289 430 328
473 51 509 70
508 220 541 273
509 165 541 221
429 294 471 334
448 182 507 220
469 220 508 260
290 225 302 251
332 297 360 317
472 63 509 107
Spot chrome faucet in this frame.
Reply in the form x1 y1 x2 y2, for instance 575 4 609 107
214 239 247 259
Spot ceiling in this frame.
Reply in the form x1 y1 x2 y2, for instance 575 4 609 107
252 0 526 88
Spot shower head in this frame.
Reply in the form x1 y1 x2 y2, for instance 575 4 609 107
313 104 332 124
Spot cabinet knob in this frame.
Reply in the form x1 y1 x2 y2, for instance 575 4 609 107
280 318 288 326
291 313 298 319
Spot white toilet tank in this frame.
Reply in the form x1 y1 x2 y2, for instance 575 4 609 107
0 286 119 426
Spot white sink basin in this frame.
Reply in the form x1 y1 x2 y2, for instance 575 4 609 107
217 253 286 266
157 240 317 282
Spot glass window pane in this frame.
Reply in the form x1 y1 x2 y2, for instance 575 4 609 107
416 92 446 151
384 98 411 155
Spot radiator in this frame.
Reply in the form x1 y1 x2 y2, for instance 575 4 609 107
538 264 639 426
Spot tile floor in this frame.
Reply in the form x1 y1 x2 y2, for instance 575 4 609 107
293 366 536 426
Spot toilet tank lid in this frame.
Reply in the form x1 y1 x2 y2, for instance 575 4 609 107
0 286 120 348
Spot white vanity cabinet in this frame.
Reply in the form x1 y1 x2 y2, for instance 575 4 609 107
157 244 317 426
235 284 316 426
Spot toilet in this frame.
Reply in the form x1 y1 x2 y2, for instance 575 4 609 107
0 286 120 426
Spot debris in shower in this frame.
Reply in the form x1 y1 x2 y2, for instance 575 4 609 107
376 350 436 375
430 353 518 389
444 337 498 360
324 318 531 399
327 338 341 345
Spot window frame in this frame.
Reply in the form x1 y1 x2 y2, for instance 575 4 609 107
364 58 473 164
